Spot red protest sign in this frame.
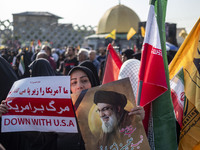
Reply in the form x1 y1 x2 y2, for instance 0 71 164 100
2 76 78 133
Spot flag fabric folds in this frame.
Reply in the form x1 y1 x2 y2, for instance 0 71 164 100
169 17 200 150
38 40 41 47
30 41 34 47
18 55 25 76
170 68 185 128
138 1 168 106
102 44 122 84
105 29 116 40
127 27 136 40
169 18 200 80
178 29 187 39
137 0 177 149
141 26 145 37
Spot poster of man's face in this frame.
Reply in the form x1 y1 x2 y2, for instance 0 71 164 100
71 78 150 150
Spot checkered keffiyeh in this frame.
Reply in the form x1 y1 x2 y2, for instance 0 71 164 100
118 59 140 98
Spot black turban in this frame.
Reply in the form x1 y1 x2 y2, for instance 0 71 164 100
94 90 127 108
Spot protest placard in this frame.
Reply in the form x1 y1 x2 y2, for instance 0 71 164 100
1 76 78 133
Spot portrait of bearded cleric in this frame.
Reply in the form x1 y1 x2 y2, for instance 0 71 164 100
71 78 150 150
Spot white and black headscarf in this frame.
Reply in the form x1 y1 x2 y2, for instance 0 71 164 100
118 59 140 99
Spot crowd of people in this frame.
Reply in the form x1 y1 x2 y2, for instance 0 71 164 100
0 45 106 80
0 44 141 81
0 43 147 150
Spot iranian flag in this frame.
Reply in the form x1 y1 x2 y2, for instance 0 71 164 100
18 55 25 76
137 0 177 149
169 18 200 150
170 68 185 128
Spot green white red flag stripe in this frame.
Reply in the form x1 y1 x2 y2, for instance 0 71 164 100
18 55 25 75
170 68 185 127
138 4 168 107
137 0 178 149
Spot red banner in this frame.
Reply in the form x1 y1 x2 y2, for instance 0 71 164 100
102 44 122 84
139 43 168 106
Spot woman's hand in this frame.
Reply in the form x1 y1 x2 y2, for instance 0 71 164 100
0 100 8 117
128 105 145 120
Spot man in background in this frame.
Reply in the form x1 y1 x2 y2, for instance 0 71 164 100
63 46 78 75
89 50 100 73
77 48 89 64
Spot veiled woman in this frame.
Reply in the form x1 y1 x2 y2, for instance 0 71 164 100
56 66 99 150
0 56 19 150
29 58 56 77
0 58 57 150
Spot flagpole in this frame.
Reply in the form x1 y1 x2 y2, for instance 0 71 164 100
137 81 143 106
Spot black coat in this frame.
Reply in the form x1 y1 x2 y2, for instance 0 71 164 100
0 57 58 150
0 56 19 150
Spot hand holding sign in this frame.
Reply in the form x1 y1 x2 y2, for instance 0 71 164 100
0 100 8 117
1 76 78 133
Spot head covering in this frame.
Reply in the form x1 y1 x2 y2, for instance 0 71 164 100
16 51 32 78
0 56 18 102
29 58 56 77
94 90 127 108
118 59 140 98
132 52 141 60
79 60 100 85
122 49 134 59
68 66 98 87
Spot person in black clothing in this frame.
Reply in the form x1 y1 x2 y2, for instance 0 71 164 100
0 57 58 150
29 58 56 77
56 66 99 150
42 45 57 71
63 46 78 75
0 56 18 102
97 47 106 63
15 48 32 79
97 47 107 83
0 56 19 150
1 57 60 149
25 58 57 150
68 66 99 93
121 49 134 63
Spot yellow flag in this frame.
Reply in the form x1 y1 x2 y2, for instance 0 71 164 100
169 17 200 150
169 18 200 79
105 29 116 40
127 27 136 40
30 41 34 47
18 48 22 53
141 26 145 37
179 29 188 39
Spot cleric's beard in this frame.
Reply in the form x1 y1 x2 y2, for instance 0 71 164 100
101 113 118 133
